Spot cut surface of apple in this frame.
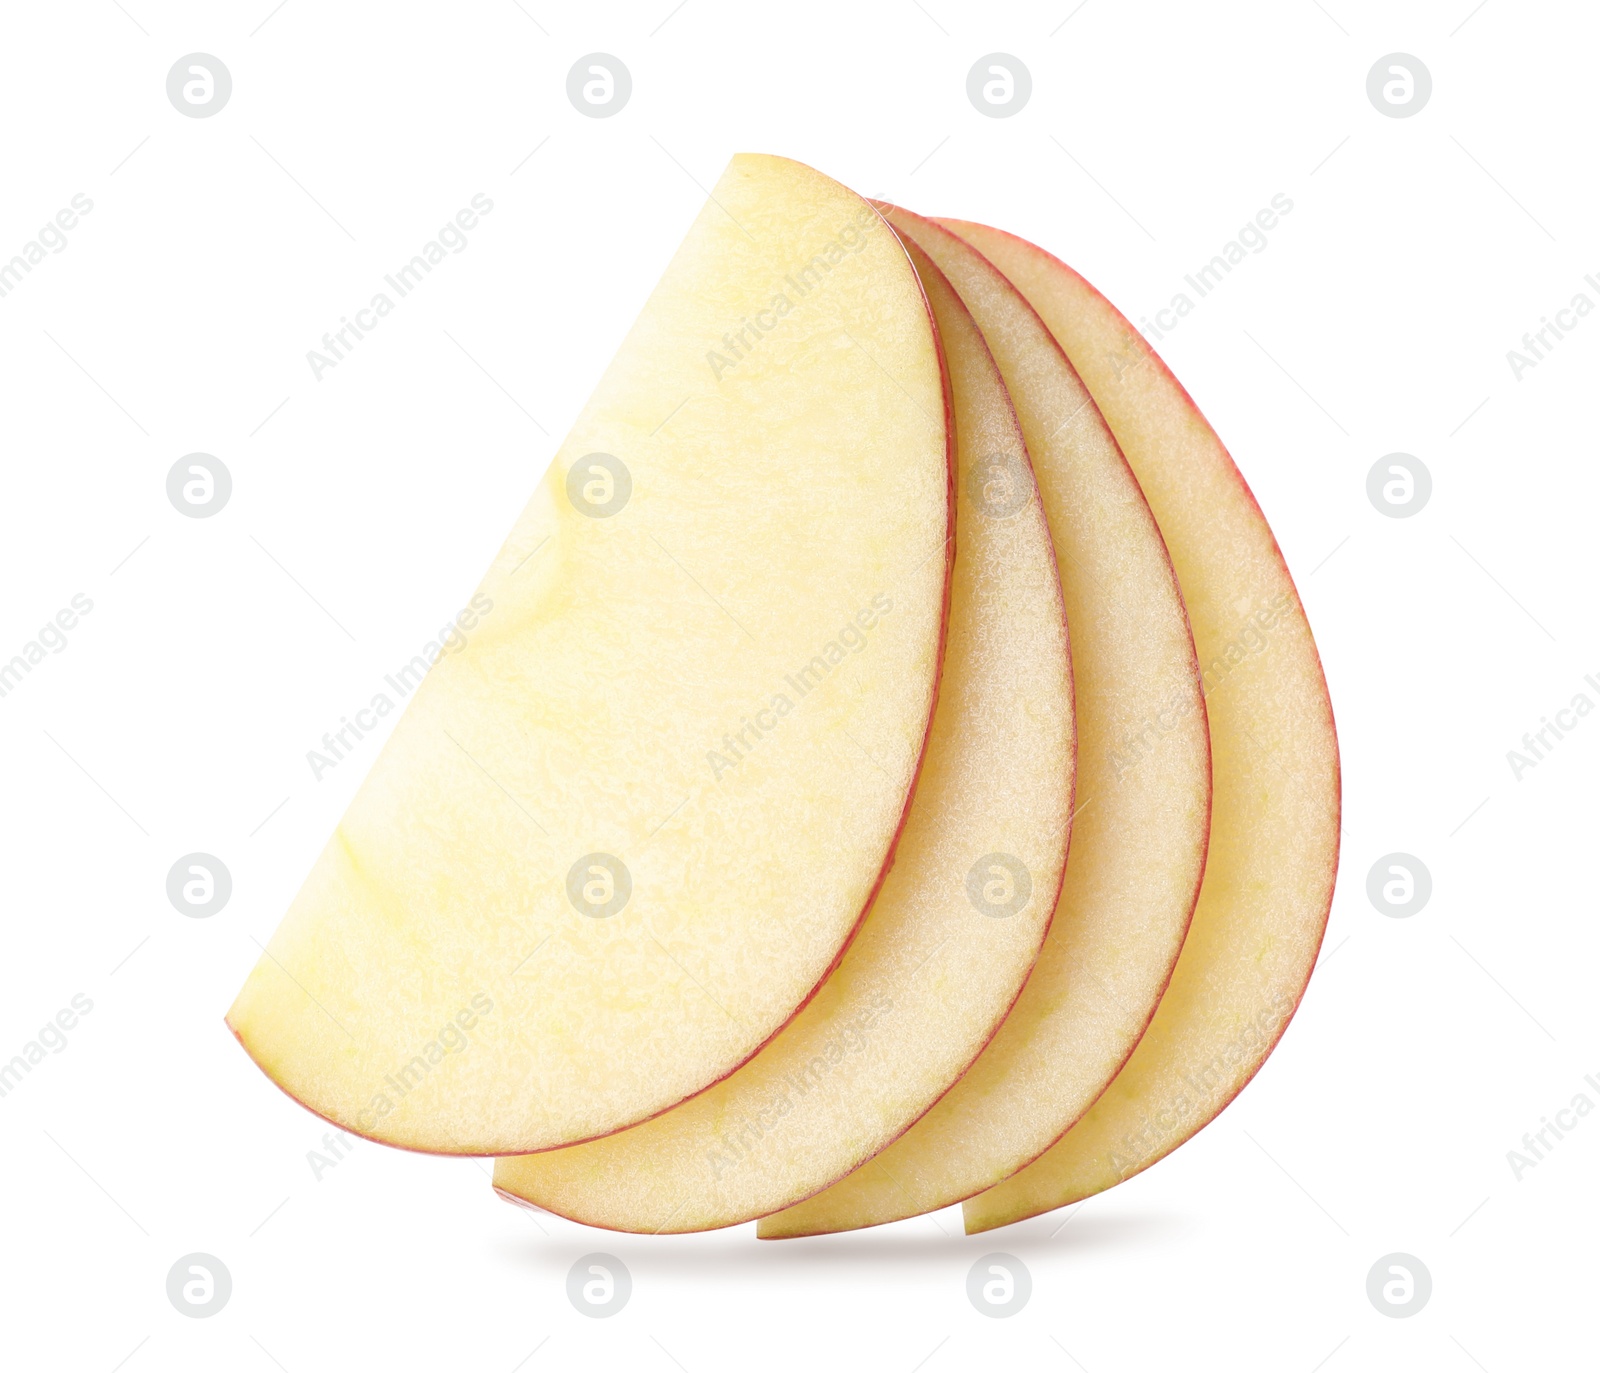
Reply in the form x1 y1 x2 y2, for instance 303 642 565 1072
227 154 955 1155
760 208 1210 1239
492 234 1074 1231
948 221 1340 1233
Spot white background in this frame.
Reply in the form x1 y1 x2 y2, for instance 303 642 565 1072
1 1 1595 1369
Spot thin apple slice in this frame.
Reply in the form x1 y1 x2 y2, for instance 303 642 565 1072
947 221 1340 1233
759 209 1209 1239
492 234 1074 1231
227 154 955 1156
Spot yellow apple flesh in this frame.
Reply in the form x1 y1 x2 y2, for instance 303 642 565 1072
759 209 1210 1238
945 221 1340 1233
492 234 1075 1231
227 155 954 1155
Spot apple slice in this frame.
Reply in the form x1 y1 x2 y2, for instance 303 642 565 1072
946 221 1340 1233
227 154 955 1156
492 233 1075 1231
759 209 1210 1239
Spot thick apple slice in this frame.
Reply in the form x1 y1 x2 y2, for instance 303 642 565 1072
759 209 1209 1238
227 154 954 1155
492 234 1074 1231
947 221 1340 1233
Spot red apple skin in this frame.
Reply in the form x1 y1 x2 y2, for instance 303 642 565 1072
938 222 1338 1220
491 231 1072 1233
757 209 1207 1240
226 197 959 1162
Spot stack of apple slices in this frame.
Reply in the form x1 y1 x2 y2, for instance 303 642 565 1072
229 154 1339 1238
